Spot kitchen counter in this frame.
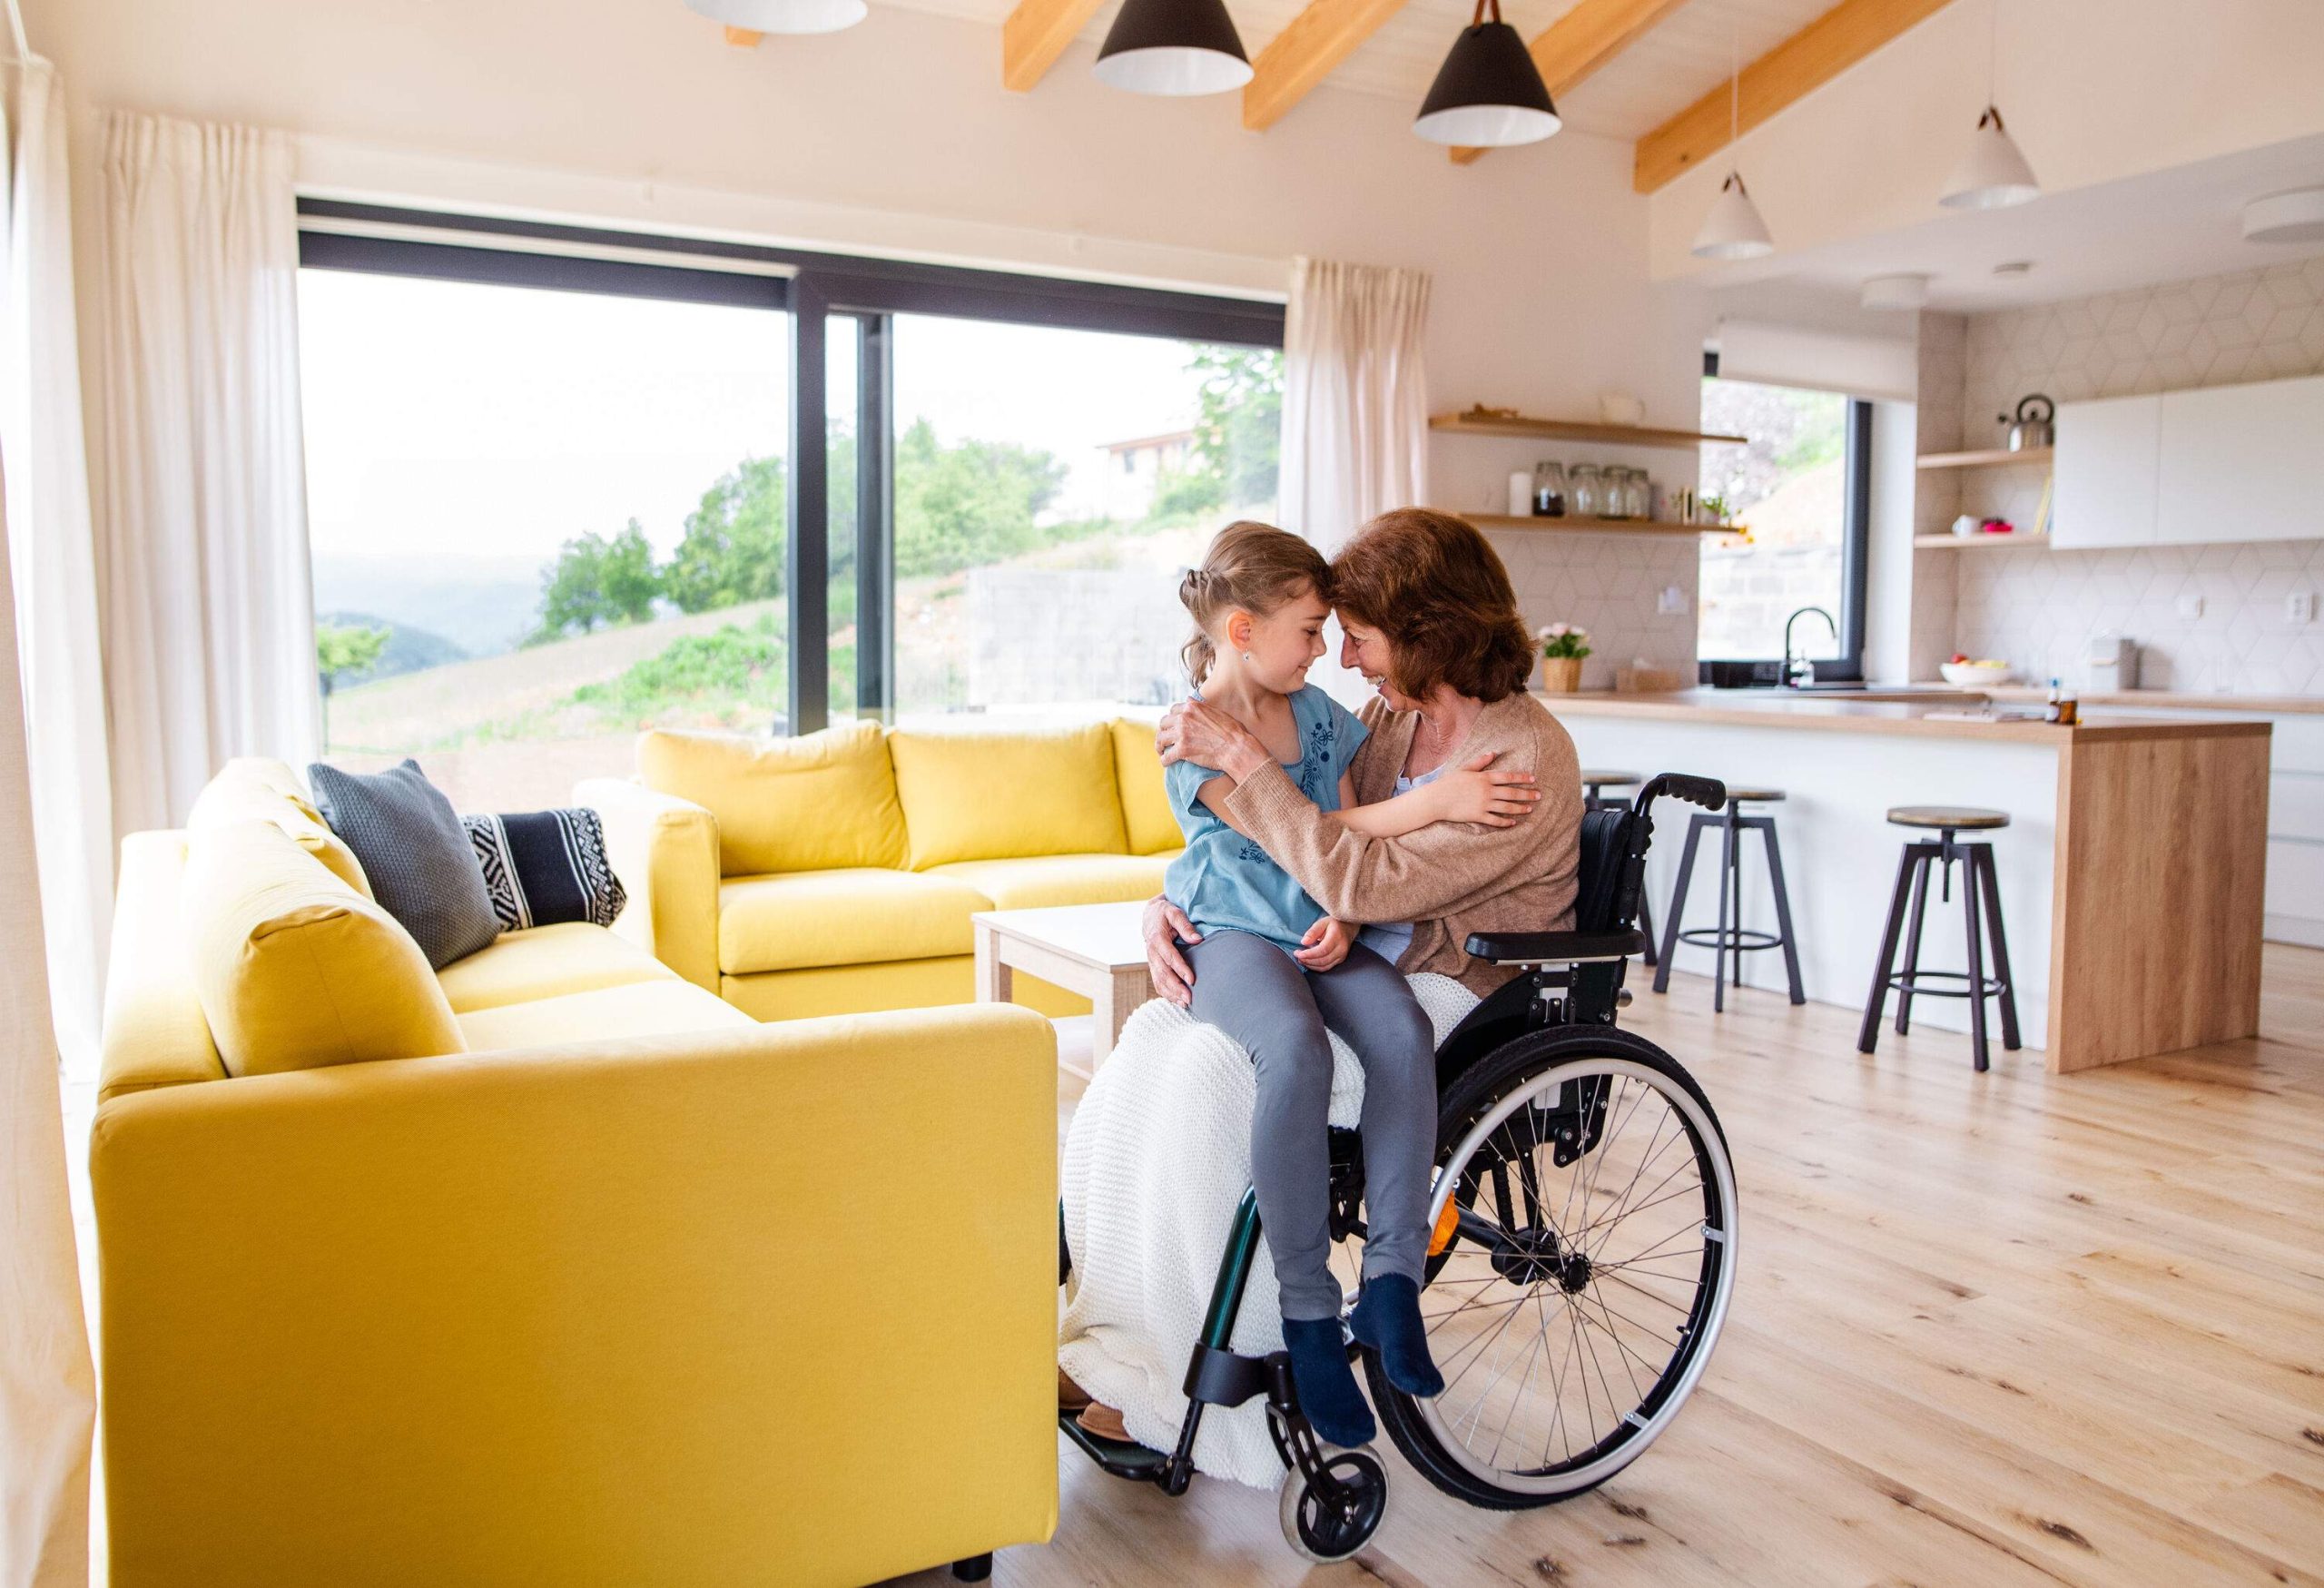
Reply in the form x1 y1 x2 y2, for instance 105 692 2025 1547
1543 687 2272 744
1934 683 2324 715
1541 689 2270 1074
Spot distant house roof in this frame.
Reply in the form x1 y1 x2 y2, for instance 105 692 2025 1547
1100 429 1196 455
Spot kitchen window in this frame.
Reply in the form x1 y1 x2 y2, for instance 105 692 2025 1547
1697 351 1870 680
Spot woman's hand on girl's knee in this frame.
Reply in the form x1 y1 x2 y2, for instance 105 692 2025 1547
1144 895 1200 1006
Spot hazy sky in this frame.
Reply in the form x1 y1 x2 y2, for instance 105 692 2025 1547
297 268 1211 567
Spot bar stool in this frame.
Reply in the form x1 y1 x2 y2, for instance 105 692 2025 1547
1650 787 1805 1011
1858 806 2021 1072
1581 769 1657 967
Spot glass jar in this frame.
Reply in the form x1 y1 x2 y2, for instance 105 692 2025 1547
1531 460 1566 518
1569 464 1603 519
1600 467 1631 519
1622 469 1650 519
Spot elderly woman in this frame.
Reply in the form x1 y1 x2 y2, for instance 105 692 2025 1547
1145 506 1583 1004
1059 508 1584 1458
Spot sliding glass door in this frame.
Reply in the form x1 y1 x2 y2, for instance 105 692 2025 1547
295 204 1284 804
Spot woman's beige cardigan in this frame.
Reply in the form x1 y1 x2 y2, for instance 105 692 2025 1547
1221 692 1583 995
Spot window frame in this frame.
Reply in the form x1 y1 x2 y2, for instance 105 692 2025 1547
295 199 1285 733
1696 348 1872 683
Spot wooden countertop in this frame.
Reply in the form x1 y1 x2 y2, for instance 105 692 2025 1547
1538 688 2272 744
1931 684 2324 715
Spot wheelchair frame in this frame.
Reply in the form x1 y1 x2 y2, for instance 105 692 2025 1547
1056 773 1730 1541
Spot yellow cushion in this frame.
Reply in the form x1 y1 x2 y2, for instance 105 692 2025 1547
186 757 371 897
721 957 977 1022
638 722 906 876
456 978 750 1050
1110 717 1179 856
180 821 464 1078
435 922 676 1014
890 722 1127 870
717 867 995 975
930 852 1177 911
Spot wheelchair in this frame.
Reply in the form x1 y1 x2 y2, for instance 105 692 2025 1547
1056 773 1741 1563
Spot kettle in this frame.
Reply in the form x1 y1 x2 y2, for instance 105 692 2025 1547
2000 394 2054 451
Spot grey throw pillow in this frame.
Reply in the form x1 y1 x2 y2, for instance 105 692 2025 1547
308 759 501 970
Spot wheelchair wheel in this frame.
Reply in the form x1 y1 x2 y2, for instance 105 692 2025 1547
1276 1445 1388 1563
1366 1029 1738 1510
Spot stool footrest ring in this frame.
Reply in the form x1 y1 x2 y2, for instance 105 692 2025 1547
1676 926 1784 953
1884 968 2009 1000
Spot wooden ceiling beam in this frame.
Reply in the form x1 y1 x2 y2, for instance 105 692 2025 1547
1002 0 1110 92
1243 0 1412 133
1631 0 1952 192
1449 0 1690 164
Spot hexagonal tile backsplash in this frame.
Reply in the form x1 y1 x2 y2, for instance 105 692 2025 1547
1949 253 2324 695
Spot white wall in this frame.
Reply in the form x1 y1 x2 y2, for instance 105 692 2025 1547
1648 0 2324 284
24 0 1717 673
22 0 1710 500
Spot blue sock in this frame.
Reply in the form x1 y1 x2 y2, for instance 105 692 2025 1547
1281 1317 1376 1448
1349 1275 1444 1396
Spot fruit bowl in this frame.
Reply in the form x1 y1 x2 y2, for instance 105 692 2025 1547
1941 659 2019 686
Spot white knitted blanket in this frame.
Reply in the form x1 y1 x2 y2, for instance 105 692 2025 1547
1057 974 1479 1491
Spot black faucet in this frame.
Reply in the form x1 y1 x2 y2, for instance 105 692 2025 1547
1783 606 1837 688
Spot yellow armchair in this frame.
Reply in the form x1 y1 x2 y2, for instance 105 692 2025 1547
576 774 723 992
93 1002 1059 1587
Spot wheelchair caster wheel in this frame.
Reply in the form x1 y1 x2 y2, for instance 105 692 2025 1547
1277 1445 1387 1563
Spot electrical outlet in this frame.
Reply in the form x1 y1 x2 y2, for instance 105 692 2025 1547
2176 593 2205 620
2290 591 2318 625
1658 585 1688 616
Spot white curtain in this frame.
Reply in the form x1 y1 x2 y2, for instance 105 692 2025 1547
0 134 98 1583
1279 256 1430 555
94 112 317 839
1278 256 1431 702
3 58 113 1074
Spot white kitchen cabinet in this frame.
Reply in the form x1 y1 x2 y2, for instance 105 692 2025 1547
2155 373 2324 544
2052 391 2159 547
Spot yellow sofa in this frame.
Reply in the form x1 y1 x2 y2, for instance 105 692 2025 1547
93 760 1059 1588
580 716 1183 1022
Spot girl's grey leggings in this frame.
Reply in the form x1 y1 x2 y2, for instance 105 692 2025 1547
1185 929 1438 1322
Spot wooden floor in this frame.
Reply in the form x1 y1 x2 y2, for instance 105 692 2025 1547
892 944 2324 1588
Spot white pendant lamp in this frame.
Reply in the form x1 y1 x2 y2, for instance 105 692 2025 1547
1692 16 1773 261
1092 0 1253 95
1939 0 2038 209
685 0 866 35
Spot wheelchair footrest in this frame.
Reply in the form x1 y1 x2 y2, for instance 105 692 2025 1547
1058 1410 1168 1478
1184 1343 1278 1409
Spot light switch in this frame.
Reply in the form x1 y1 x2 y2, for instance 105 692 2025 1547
2176 593 2205 620
1657 585 1688 616
2290 591 2318 625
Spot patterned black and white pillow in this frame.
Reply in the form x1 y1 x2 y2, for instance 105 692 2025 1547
462 808 627 933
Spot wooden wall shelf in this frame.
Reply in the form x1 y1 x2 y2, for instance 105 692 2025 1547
1432 409 1747 449
1452 511 1736 538
1912 534 2049 549
1916 446 2053 469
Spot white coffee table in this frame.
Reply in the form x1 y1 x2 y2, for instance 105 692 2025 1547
972 901 1157 1072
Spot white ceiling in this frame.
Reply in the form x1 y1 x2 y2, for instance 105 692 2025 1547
895 0 1839 140
1703 131 2324 311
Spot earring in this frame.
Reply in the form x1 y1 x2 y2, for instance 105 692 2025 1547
1241 651 1254 663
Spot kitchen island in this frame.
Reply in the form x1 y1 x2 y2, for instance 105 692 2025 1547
1543 690 2272 1072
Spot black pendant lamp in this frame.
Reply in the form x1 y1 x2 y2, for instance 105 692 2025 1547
1093 0 1253 96
1413 0 1560 147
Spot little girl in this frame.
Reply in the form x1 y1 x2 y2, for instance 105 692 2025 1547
1164 519 1514 1448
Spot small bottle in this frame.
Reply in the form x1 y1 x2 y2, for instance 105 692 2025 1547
2057 684 2079 725
2044 676 2063 723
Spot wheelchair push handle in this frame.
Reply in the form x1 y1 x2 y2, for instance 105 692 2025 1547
1636 773 1727 815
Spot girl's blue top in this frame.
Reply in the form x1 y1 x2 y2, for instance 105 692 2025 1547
1162 685 1369 953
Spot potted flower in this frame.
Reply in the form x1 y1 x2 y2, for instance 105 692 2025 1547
1537 623 1590 693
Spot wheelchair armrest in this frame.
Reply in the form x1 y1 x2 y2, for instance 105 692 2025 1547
1464 928 1644 966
